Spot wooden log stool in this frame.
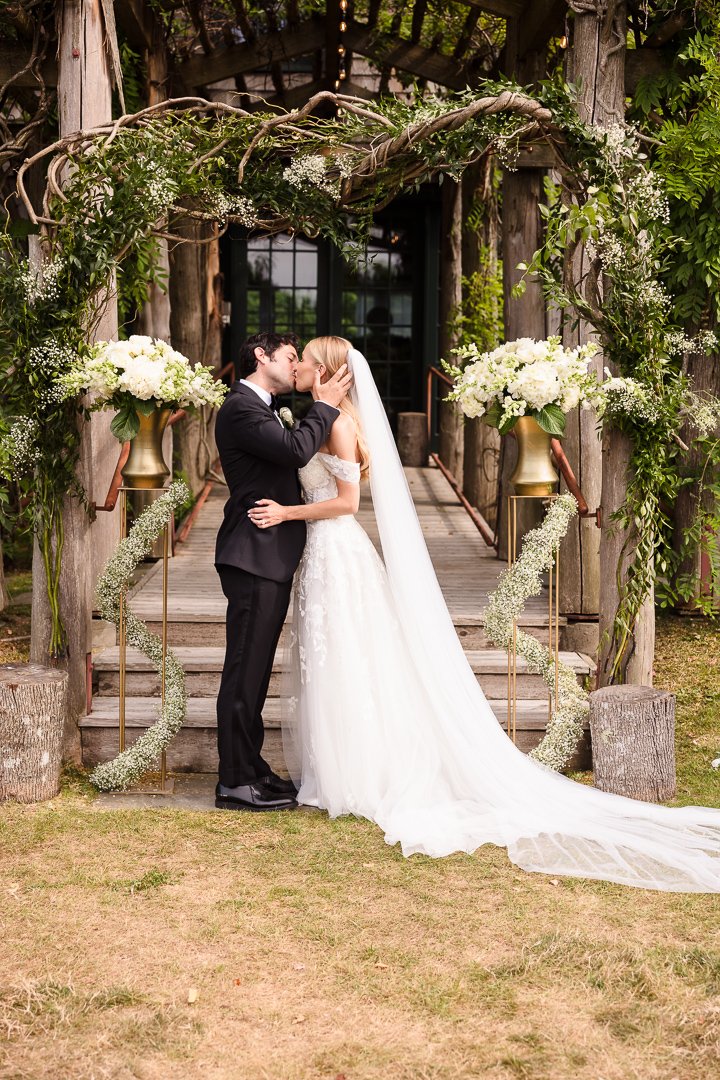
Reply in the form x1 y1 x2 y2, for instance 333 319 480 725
589 685 676 802
0 663 69 803
397 412 428 467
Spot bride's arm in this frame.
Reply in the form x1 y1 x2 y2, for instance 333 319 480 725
248 413 360 526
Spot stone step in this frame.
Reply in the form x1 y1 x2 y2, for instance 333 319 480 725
92 647 594 700
80 696 591 773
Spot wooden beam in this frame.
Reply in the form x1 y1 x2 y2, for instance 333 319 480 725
178 18 326 87
345 25 471 89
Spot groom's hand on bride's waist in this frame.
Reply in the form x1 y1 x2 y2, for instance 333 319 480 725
313 364 353 410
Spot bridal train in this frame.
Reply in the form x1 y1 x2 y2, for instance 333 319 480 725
282 346 720 893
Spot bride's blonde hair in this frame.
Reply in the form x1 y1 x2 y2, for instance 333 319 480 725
304 335 370 477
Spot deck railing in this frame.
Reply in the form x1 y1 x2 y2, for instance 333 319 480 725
425 366 600 547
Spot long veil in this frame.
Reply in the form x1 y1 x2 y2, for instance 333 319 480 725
344 346 720 892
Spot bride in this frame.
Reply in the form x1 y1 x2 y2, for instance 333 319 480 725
247 336 720 893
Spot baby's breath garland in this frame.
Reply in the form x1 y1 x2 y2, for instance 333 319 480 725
89 482 190 791
483 494 589 771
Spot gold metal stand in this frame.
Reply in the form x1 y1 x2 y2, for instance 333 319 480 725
506 494 560 744
117 485 175 795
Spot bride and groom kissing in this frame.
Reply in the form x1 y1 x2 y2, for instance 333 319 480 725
213 331 720 893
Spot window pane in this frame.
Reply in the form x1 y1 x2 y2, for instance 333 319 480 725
295 251 317 288
247 250 270 284
271 249 294 288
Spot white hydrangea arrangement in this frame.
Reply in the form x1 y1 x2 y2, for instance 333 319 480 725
445 336 600 436
483 493 589 771
90 482 190 791
59 335 228 442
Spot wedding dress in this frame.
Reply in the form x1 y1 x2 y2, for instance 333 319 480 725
282 348 720 892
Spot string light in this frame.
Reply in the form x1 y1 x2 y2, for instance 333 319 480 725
334 0 349 90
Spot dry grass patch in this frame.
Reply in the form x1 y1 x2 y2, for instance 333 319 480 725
2 802 720 1080
1 616 719 1079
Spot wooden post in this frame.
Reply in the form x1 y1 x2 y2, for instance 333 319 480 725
497 44 548 558
673 339 720 609
31 0 120 760
438 178 464 485
597 427 655 685
397 413 428 467
590 685 675 801
0 664 69 802
462 160 501 528
498 163 547 557
168 220 220 495
135 8 172 341
564 3 646 678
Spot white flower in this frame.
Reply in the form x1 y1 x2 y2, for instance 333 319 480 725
90 482 190 791
447 337 600 430
283 155 340 198
279 407 295 428
58 338 229 412
483 493 587 771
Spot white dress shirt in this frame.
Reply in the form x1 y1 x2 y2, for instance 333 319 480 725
240 379 284 426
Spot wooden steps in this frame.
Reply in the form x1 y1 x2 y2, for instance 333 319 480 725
93 646 593 701
80 696 591 771
83 465 595 777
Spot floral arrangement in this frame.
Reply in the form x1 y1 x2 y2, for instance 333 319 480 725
444 336 600 436
483 493 589 771
89 482 190 791
59 335 228 442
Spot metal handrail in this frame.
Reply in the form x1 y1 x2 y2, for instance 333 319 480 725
550 439 601 527
425 365 497 548
92 359 235 514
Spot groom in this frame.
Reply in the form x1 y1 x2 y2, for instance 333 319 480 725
213 331 352 811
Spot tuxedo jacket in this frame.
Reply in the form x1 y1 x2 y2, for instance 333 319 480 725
214 381 338 581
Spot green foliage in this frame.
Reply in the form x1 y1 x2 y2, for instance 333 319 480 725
519 72 720 680
0 88 543 655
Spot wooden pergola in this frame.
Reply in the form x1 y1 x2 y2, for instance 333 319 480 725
1 0 683 751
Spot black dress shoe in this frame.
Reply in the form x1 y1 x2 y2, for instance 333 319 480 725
215 782 297 812
259 772 298 797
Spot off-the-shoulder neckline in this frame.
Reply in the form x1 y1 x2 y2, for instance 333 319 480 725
317 452 360 467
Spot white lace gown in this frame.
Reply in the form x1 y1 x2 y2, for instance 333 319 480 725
287 452 447 821
282 449 720 892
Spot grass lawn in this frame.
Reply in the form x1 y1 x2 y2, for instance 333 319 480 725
1 615 719 1080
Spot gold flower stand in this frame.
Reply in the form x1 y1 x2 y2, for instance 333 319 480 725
116 484 175 795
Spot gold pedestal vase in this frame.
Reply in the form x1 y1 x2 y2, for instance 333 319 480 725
509 415 559 497
121 407 173 490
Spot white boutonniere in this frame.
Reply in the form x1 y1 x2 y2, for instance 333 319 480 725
279 407 295 429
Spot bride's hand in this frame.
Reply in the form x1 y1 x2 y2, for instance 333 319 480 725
248 499 286 528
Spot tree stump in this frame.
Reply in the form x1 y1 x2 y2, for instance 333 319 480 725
589 685 676 802
0 664 69 803
397 413 428 467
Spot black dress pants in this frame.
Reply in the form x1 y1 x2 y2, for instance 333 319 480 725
216 565 293 787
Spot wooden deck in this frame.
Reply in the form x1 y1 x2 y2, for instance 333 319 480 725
85 462 593 780
129 463 552 630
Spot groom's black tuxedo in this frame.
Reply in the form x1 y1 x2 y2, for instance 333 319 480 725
214 380 338 787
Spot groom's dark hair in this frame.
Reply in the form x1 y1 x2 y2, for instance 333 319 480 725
237 332 301 378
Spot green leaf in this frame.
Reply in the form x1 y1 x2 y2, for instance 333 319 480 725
483 400 503 429
533 404 566 436
134 398 157 416
498 414 518 436
110 406 140 442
